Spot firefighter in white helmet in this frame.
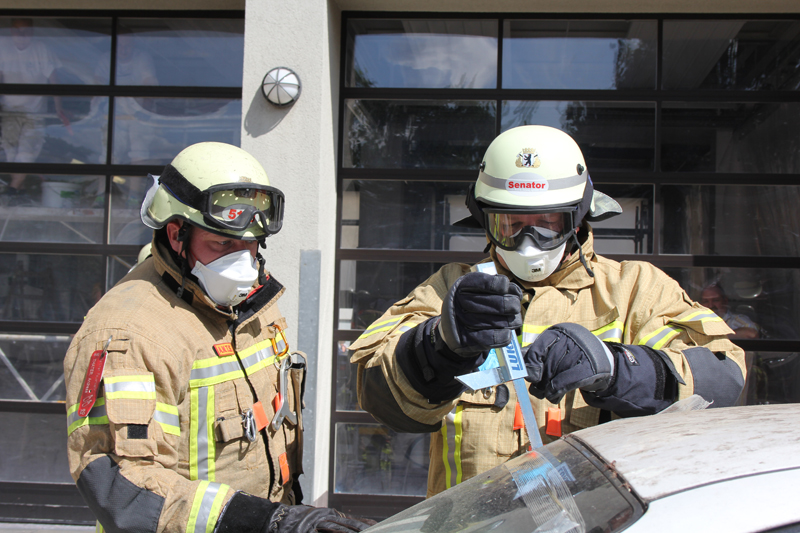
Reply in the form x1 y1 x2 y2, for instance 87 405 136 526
349 125 746 497
65 142 374 533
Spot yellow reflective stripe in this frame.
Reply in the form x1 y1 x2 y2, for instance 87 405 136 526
521 325 548 347
359 317 403 339
190 356 245 389
104 375 156 400
155 402 180 436
673 310 724 324
96 521 104 533
639 325 682 350
66 397 108 435
593 321 624 343
190 387 216 481
441 404 464 490
186 481 229 533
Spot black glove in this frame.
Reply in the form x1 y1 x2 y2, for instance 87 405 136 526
270 505 377 533
215 491 377 533
523 323 616 404
438 271 523 357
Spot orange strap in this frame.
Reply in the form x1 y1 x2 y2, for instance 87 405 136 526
546 407 562 437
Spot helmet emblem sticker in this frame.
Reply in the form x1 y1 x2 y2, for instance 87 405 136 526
516 148 541 168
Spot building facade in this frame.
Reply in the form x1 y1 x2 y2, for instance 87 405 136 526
1 0 799 524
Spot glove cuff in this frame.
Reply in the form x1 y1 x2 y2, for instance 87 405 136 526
214 491 280 533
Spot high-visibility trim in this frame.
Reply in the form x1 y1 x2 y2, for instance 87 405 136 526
594 321 624 343
67 397 108 435
238 336 288 377
185 481 229 533
675 309 724 324
358 317 403 340
639 325 682 350
441 404 464 490
95 521 104 533
190 356 244 389
103 375 157 400
155 402 181 436
521 324 548 347
190 387 216 481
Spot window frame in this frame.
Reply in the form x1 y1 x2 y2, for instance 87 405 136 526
331 10 800 518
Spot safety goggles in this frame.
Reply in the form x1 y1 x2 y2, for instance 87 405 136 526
203 183 285 235
484 209 576 251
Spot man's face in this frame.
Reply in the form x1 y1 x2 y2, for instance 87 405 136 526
701 287 728 315
167 221 257 269
11 19 33 51
496 212 565 239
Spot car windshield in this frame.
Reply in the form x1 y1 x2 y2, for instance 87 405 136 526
364 438 643 533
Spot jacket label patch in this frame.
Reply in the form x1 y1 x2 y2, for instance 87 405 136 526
621 346 639 366
213 343 235 357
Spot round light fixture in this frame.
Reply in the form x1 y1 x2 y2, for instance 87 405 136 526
262 67 301 106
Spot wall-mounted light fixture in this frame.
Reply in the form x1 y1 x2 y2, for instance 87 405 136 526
262 67 301 106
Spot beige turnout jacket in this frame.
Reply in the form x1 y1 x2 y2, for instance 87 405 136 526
350 227 745 497
64 239 304 533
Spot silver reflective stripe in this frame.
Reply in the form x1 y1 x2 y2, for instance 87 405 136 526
190 360 243 382
104 380 156 394
67 402 107 428
642 326 681 350
154 405 180 435
596 327 623 342
239 343 282 372
442 407 459 489
188 481 227 533
479 170 584 191
191 387 215 481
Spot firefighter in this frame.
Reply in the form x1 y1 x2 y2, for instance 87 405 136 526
64 142 374 533
349 125 746 497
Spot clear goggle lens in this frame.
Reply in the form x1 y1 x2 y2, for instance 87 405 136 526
485 210 574 251
205 186 283 234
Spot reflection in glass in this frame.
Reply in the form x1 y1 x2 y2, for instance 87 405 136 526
591 184 653 255
663 20 800 91
0 254 103 322
501 101 655 172
503 20 657 90
0 412 73 483
0 95 106 165
662 102 800 173
341 180 483 251
108 255 138 290
0 175 105 243
0 17 111 85
111 98 241 165
345 19 497 88
663 266 800 341
746 351 800 405
336 340 362 411
339 261 447 330
334 423 429 496
343 100 496 169
117 18 244 87
111 176 154 245
0 334 70 401
661 185 800 257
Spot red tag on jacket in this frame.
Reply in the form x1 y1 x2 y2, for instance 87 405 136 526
252 401 269 431
213 343 235 357
279 452 290 485
77 348 108 417
513 401 524 431
546 407 562 437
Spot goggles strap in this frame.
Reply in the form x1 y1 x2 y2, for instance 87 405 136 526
256 236 267 285
573 232 594 278
176 223 192 298
158 165 206 211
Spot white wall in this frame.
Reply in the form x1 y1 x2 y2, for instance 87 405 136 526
241 0 341 508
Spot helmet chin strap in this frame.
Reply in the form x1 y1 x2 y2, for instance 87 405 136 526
572 231 594 278
175 223 192 299
256 237 267 286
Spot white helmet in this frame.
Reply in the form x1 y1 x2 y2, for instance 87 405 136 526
457 125 621 280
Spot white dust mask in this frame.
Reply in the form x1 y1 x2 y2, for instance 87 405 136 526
496 235 567 282
191 249 259 307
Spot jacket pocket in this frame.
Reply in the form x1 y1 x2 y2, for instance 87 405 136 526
103 370 158 458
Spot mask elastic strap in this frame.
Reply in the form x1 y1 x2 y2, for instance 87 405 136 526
256 237 267 285
176 224 191 299
573 232 594 278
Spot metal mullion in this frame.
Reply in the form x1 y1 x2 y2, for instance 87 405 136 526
0 163 164 176
0 242 140 255
338 168 474 182
0 83 242 99
0 321 80 335
0 8 243 18
339 248 486 264
0 400 69 413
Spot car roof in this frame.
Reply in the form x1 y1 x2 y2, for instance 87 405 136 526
567 404 800 502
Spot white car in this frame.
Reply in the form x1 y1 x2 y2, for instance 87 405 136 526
366 402 800 533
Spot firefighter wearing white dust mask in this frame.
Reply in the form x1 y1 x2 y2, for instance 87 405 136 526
349 125 746 497
64 142 375 533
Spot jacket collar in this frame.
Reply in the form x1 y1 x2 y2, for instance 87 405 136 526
488 224 598 291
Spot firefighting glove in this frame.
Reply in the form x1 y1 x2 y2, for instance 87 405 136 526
523 323 616 404
524 323 686 417
215 492 377 533
396 272 522 403
438 271 523 357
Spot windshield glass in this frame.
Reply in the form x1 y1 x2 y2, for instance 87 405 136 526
364 438 642 533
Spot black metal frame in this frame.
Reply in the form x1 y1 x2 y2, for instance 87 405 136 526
330 10 800 517
0 9 244 525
